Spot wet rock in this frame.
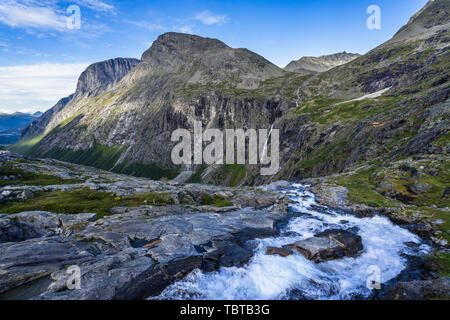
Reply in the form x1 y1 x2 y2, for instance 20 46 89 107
113 255 203 300
409 183 430 195
266 246 294 257
285 229 363 263
0 237 98 295
404 223 434 239
382 278 450 300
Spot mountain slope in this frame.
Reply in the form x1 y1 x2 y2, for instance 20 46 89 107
11 0 449 187
12 33 288 179
284 52 361 74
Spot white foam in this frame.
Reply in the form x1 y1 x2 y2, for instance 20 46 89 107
155 184 430 300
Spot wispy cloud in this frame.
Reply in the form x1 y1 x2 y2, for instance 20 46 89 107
123 20 166 31
0 0 66 31
194 10 227 26
174 25 194 34
74 0 114 13
0 62 89 113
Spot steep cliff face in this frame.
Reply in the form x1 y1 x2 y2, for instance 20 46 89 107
12 1 449 186
284 52 361 74
76 58 140 96
19 58 140 140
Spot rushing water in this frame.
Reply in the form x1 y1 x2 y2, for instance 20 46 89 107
156 184 430 300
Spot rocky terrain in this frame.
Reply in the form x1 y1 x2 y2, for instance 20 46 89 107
1 0 449 300
0 150 448 300
284 52 361 74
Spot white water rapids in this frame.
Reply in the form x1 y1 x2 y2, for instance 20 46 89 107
156 184 430 300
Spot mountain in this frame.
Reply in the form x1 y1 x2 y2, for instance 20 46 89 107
0 112 41 145
20 58 140 139
14 33 286 180
284 52 361 74
12 0 449 187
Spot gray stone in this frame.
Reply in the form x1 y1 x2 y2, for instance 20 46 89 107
409 183 431 195
285 229 363 263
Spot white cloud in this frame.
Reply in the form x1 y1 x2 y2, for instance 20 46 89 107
75 0 114 13
0 0 66 30
0 63 90 114
194 11 227 25
174 25 194 34
123 20 166 31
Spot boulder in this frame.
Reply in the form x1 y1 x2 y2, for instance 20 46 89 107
284 229 363 263
266 246 293 257
20 189 35 200
409 183 430 195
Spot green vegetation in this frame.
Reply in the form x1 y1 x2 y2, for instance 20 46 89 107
0 162 82 187
294 139 351 177
210 164 246 187
112 161 179 180
43 144 125 171
186 165 207 183
427 252 450 278
0 188 174 218
8 134 45 155
200 194 233 207
295 96 401 125
330 167 403 208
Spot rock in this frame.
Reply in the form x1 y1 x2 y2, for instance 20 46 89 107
382 278 450 300
113 256 203 300
266 246 294 257
0 194 4 203
404 223 434 239
20 189 35 200
284 229 363 263
0 237 98 295
1 191 12 197
143 239 162 248
409 183 430 195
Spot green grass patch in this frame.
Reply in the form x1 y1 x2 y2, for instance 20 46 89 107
43 143 125 171
8 134 45 155
0 188 174 218
0 163 82 187
112 162 179 180
331 168 404 208
200 194 233 207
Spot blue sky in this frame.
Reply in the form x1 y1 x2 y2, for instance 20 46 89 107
0 0 428 113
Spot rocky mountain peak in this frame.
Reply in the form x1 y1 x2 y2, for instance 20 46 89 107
76 57 140 96
284 52 361 74
392 0 449 41
141 32 229 63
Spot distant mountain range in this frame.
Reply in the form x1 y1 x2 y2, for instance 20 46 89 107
0 112 42 145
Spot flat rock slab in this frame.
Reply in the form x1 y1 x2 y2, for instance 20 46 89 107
284 229 363 263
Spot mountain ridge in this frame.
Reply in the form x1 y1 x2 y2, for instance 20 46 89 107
284 51 361 74
11 0 449 187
